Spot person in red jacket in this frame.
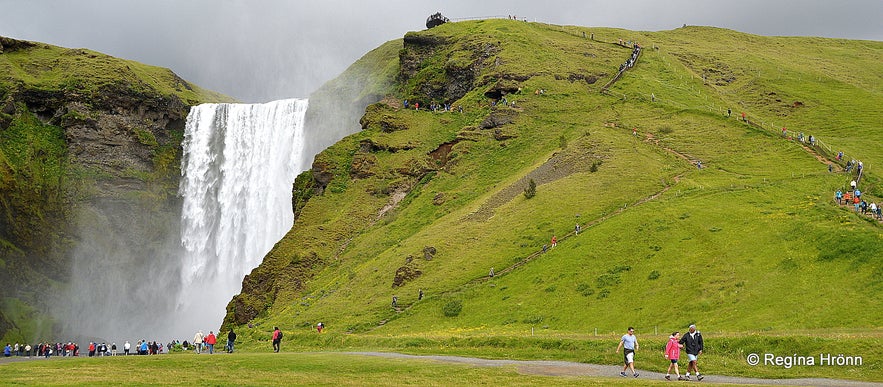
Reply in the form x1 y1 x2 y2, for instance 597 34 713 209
204 331 217 354
272 327 282 353
664 332 685 380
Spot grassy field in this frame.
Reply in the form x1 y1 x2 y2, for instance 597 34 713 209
1 335 878 385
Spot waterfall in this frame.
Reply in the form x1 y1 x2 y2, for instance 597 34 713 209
176 98 308 336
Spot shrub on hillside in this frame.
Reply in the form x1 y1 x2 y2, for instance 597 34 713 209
523 179 536 199
443 300 462 317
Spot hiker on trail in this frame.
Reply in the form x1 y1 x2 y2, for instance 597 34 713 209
837 151 843 160
489 268 495 277
419 289 424 300
124 341 130 355
551 235 557 248
870 202 878 218
272 327 282 353
679 324 704 381
741 112 746 122
575 224 581 235
696 160 702 169
782 127 787 137
616 327 639 378
851 180 857 190
665 332 685 381
392 295 398 307
727 108 731 117
828 164 833 173
809 135 815 146
317 322 324 333
836 190 843 204
193 330 205 354
633 127 638 136
227 329 236 353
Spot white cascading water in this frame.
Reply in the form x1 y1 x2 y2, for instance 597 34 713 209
176 98 308 336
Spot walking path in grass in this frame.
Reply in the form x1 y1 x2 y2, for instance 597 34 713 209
349 352 882 386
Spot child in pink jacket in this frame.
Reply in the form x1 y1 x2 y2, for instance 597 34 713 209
665 331 685 381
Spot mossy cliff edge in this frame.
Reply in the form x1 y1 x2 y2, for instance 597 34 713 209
0 36 232 341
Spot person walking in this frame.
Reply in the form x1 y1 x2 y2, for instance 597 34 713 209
665 332 685 380
615 327 639 378
205 331 216 354
123 341 130 356
227 329 236 353
193 330 205 354
272 327 282 353
679 324 704 381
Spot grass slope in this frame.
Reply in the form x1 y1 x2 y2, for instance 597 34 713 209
224 20 882 380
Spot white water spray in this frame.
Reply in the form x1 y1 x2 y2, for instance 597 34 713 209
177 98 308 336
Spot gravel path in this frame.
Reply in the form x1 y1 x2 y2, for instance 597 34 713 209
347 352 882 387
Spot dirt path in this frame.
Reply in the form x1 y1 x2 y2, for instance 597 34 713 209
348 352 882 386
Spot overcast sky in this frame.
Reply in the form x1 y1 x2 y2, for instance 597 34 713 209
2 0 880 102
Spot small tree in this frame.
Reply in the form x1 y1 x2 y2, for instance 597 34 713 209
523 179 537 199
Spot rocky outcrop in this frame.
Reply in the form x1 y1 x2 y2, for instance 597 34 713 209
0 36 227 341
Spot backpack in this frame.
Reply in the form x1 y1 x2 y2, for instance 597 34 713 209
278 331 283 339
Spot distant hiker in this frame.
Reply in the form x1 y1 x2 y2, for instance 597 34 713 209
837 151 843 160
679 324 704 381
317 322 324 333
415 102 419 110
4 343 11 357
696 160 702 169
741 112 746 122
392 295 398 307
651 93 656 102
782 127 787 137
205 331 217 354
193 330 205 354
665 332 684 380
272 327 282 353
809 135 815 146
227 329 236 353
418 289 424 300
632 127 638 136
403 100 409 109
111 343 117 356
835 189 843 204
575 223 581 235
542 244 548 253
489 267 495 277
616 327 639 378
726 108 731 117
828 164 833 173
124 341 130 355
851 180 857 190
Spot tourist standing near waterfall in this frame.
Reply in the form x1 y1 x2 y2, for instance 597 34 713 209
193 330 205 354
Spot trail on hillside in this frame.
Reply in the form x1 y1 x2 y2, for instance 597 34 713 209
348 352 881 387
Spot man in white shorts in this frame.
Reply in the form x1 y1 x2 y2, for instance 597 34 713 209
615 326 639 377
679 324 705 381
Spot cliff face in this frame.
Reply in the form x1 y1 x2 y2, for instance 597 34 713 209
0 36 232 342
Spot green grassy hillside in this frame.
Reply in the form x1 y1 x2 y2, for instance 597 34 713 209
224 20 881 379
0 36 234 342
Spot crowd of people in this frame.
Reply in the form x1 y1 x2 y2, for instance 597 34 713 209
2 328 242 360
617 43 642 73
